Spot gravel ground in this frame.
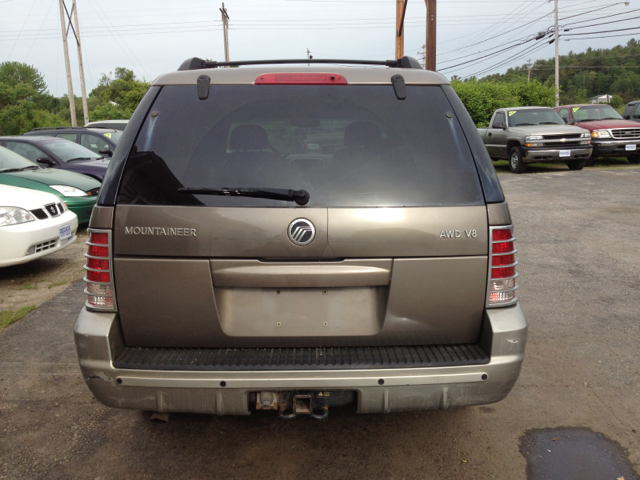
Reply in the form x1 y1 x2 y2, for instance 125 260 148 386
0 167 639 479
0 229 87 316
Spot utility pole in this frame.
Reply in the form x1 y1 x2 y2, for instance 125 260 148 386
527 59 532 83
425 0 436 70
220 3 230 63
554 0 559 106
58 0 76 126
395 0 407 59
72 0 89 125
418 44 426 68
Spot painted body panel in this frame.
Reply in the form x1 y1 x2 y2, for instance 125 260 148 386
0 170 99 224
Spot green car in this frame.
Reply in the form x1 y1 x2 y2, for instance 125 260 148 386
0 146 100 224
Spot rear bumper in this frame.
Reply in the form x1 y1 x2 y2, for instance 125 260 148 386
74 304 527 414
521 146 592 163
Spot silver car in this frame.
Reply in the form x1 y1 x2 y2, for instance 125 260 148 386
75 57 527 417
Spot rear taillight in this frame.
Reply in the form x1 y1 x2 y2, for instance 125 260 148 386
487 226 518 307
84 229 117 310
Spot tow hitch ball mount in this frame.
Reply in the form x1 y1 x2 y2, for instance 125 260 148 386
255 391 355 419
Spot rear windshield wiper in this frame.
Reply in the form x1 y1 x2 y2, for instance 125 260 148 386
178 187 310 205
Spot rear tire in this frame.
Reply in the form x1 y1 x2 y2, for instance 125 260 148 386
509 146 526 173
566 159 586 170
628 154 640 165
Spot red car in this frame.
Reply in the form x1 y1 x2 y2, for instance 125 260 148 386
554 104 640 165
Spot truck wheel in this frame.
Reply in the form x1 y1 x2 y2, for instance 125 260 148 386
509 147 526 173
628 154 640 165
566 159 586 170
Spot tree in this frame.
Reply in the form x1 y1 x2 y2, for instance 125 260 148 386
451 78 555 126
0 62 63 135
478 38 640 104
88 68 149 121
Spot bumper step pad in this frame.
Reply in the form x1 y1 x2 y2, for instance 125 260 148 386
113 344 489 371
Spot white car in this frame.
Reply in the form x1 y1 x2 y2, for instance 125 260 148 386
0 184 78 267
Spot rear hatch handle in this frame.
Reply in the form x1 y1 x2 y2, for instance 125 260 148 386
178 187 310 205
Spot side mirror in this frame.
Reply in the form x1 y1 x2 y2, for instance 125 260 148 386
493 121 505 129
98 147 113 157
623 114 630 120
567 119 575 125
36 157 55 166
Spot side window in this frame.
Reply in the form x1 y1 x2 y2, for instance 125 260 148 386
491 112 505 128
56 133 78 142
632 104 640 120
558 109 569 121
5 142 47 162
80 133 109 153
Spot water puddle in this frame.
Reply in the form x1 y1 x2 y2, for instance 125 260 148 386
520 428 639 480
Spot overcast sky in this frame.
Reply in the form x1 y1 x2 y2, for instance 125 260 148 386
1 0 638 97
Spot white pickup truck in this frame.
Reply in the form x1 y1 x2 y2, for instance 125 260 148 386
477 107 592 173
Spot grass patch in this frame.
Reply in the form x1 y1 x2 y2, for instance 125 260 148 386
0 305 36 328
47 280 67 289
20 284 36 290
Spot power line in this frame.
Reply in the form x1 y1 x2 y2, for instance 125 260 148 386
6 0 37 60
563 26 640 36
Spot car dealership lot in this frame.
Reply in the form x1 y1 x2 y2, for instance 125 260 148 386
1 167 639 479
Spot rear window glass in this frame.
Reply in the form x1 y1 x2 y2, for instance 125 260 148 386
118 84 483 207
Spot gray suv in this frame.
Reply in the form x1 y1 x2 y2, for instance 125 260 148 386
75 57 527 417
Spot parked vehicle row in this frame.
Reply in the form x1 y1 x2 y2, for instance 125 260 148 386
0 146 100 224
478 107 592 173
479 102 640 173
0 136 110 182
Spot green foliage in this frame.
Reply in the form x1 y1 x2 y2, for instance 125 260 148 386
87 67 149 121
0 63 149 134
0 305 36 328
482 38 640 104
609 94 624 110
0 62 64 135
451 78 555 126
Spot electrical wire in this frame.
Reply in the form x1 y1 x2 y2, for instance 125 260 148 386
6 0 37 60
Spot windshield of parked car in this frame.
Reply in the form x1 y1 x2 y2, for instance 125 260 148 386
99 131 123 144
42 139 102 162
572 105 623 122
0 145 40 171
118 85 484 208
508 109 565 127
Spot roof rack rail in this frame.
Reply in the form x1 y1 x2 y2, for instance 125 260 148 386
30 126 88 131
178 56 423 72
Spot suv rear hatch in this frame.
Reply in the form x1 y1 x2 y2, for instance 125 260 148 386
111 79 489 349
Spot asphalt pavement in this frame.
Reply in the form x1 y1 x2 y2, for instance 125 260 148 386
1 167 639 480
